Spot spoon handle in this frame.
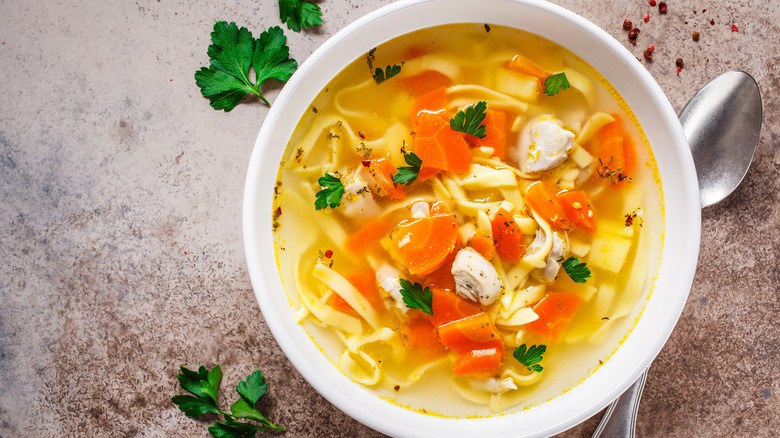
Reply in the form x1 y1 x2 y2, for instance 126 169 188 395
592 370 648 438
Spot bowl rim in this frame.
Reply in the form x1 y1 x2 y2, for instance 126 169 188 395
243 0 701 436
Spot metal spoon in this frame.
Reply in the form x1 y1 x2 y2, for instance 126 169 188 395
593 70 763 437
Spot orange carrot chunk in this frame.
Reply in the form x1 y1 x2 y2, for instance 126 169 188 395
438 313 503 354
451 347 504 378
505 55 550 79
390 212 459 275
411 86 448 123
423 238 460 291
470 109 508 160
468 232 495 261
368 158 406 200
491 208 524 264
400 316 448 360
524 292 583 343
413 112 471 178
430 288 481 328
524 181 571 230
345 219 393 255
557 190 597 233
399 70 453 97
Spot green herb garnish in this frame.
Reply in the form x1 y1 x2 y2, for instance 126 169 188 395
450 101 487 138
392 152 423 186
513 344 546 372
398 278 433 316
561 256 591 283
543 72 570 96
314 173 344 210
172 365 285 436
194 22 298 111
373 64 403 84
279 0 322 32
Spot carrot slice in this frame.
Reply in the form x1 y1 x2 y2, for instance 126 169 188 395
524 292 583 343
399 70 452 97
430 288 481 328
400 316 448 360
390 213 459 275
438 313 503 354
452 347 504 378
411 86 448 122
469 109 507 160
345 219 392 255
469 232 495 261
367 158 405 200
491 208 524 263
423 238 460 291
506 55 550 79
331 271 383 314
557 190 597 233
413 112 471 177
524 181 571 230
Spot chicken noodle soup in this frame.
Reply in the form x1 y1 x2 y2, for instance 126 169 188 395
273 24 663 417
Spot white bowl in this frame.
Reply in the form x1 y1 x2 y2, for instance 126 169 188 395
243 0 701 436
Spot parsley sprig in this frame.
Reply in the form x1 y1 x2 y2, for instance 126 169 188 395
450 101 488 138
172 365 285 437
392 152 423 185
279 0 322 32
398 278 433 316
373 64 403 84
195 23 298 111
314 173 344 210
513 344 547 372
543 72 570 97
561 256 591 283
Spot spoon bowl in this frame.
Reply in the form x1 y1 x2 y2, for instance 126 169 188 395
679 71 762 207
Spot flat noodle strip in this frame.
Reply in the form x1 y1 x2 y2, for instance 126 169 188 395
338 349 382 386
472 156 537 180
313 262 381 329
522 211 553 268
446 85 529 115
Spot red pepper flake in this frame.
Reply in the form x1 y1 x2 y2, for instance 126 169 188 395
361 160 371 167
658 2 667 13
710 19 715 25
643 14 650 22
702 9 707 12
648 0 656 5
324 249 333 258
184 251 188 255
358 131 366 139
628 27 640 44
693 9 697 14
731 24 739 32
623 19 633 30
684 21 689 24
676 58 684 75
644 45 655 59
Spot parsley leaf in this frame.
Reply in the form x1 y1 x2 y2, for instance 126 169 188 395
392 152 423 185
195 22 298 111
450 101 488 138
373 64 403 84
398 278 433 316
561 256 591 283
314 173 344 210
513 344 546 372
543 72 570 96
279 0 322 33
173 365 285 435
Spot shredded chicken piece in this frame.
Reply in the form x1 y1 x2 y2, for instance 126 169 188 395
376 264 408 313
340 167 381 219
512 115 575 173
451 249 503 305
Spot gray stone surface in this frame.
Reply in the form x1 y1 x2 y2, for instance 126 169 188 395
0 0 777 436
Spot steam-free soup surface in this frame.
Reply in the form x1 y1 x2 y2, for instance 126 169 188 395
273 24 663 417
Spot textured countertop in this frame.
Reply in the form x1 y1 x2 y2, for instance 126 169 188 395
1 0 777 436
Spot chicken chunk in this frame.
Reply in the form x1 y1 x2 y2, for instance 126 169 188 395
528 230 569 282
376 264 408 313
512 115 575 173
340 167 381 219
451 248 503 306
